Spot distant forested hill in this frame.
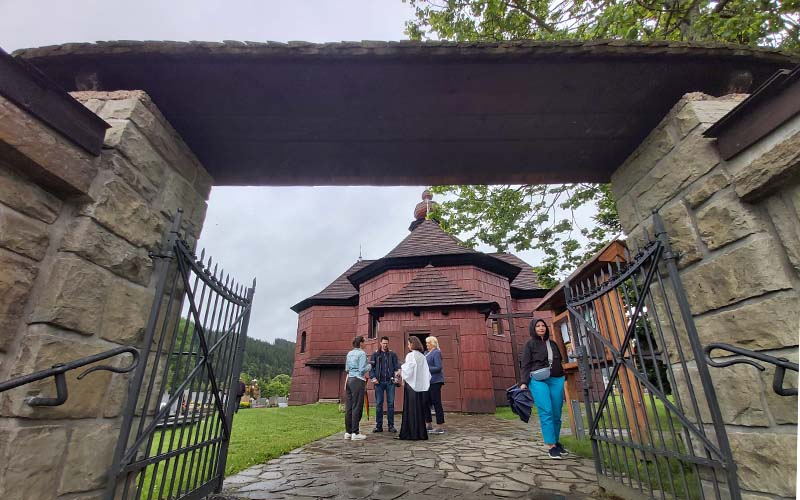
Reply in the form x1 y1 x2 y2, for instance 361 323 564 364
242 337 295 381
175 318 295 381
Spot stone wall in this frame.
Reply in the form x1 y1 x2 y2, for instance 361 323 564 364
0 91 211 500
611 93 799 499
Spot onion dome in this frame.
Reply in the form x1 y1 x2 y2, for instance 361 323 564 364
413 190 438 220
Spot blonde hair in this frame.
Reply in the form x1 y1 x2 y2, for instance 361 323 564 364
425 336 440 350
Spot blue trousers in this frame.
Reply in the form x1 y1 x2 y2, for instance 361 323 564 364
529 376 565 445
374 382 396 428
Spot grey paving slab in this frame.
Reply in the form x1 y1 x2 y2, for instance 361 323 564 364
218 413 601 499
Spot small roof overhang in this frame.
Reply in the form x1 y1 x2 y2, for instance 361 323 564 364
14 40 797 186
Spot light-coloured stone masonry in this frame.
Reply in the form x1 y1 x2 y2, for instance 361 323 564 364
0 91 211 500
611 92 799 499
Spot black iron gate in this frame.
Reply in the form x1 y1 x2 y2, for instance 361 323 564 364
565 213 740 500
106 212 255 500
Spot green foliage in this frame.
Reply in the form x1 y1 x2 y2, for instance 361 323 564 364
404 0 800 50
241 337 295 382
407 0 798 286
431 183 619 287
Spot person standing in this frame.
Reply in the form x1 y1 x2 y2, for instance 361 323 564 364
398 336 431 440
424 336 446 434
370 336 401 433
345 336 370 441
520 319 568 459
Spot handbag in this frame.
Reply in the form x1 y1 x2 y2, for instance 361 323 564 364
530 341 553 381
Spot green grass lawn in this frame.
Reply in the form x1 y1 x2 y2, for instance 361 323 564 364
138 404 344 498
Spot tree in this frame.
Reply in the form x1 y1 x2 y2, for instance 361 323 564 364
404 0 799 286
264 375 291 398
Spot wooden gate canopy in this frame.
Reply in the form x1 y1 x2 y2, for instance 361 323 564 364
15 40 796 186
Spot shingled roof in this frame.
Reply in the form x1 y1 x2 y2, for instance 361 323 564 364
490 252 546 297
290 259 374 312
385 220 475 258
370 265 498 312
304 353 346 367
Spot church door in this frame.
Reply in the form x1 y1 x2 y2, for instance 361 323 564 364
431 328 462 412
318 368 344 401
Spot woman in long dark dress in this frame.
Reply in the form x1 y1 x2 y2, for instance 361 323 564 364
398 336 431 440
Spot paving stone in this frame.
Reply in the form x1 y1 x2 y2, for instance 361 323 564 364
258 471 283 480
225 475 258 485
439 478 485 493
503 471 538 487
488 479 529 492
481 466 511 474
370 483 408 500
457 464 476 473
539 480 573 493
238 480 288 492
447 471 475 480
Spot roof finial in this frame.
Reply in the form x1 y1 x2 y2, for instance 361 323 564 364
358 244 363 262
410 189 440 231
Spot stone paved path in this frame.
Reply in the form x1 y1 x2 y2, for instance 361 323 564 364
215 413 601 499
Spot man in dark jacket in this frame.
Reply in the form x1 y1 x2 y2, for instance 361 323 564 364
370 336 401 433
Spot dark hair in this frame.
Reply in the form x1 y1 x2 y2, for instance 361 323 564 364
352 335 365 348
407 336 424 352
380 336 390 342
529 319 550 339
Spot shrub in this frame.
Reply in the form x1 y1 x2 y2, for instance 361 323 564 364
239 401 251 409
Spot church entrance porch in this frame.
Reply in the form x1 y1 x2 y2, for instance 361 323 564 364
218 413 600 499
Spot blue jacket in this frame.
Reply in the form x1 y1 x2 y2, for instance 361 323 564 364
425 348 445 384
345 348 369 380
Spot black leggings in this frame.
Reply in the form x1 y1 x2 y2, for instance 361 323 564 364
425 382 445 425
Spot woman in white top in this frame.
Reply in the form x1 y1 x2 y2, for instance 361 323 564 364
397 336 431 440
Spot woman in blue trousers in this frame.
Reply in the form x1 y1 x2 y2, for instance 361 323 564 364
520 318 569 459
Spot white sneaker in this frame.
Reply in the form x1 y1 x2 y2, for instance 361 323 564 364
344 433 352 440
351 433 367 441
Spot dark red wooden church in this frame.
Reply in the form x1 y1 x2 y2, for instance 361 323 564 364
289 191 550 413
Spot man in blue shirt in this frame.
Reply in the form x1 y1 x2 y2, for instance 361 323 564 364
344 336 370 440
370 336 401 433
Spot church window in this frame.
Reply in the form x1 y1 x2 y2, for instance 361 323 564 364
369 314 380 339
300 331 307 353
488 318 502 336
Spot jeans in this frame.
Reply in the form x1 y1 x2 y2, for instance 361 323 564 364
374 381 396 429
529 375 565 445
345 377 366 434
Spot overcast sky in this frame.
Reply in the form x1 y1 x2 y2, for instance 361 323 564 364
0 0 563 343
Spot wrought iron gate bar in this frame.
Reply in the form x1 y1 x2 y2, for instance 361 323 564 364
106 211 255 500
564 212 741 500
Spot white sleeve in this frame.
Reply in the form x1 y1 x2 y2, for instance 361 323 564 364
401 352 416 386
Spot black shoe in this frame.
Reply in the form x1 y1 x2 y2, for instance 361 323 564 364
548 447 563 459
372 427 383 433
388 426 397 433
555 442 570 456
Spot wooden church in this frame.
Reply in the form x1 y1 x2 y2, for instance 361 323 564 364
289 191 551 412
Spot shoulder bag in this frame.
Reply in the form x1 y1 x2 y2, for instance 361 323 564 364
530 341 553 381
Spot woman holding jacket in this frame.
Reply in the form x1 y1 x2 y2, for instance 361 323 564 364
520 318 569 459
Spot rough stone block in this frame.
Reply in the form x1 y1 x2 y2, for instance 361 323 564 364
101 149 158 202
58 421 117 494
696 191 764 250
684 171 730 208
760 349 798 425
82 172 164 249
0 205 49 260
630 133 721 216
694 291 800 353
0 324 121 419
97 92 205 184
156 171 208 238
611 121 677 198
0 425 68 500
764 192 800 276
30 255 110 335
61 216 153 286
728 431 796 497
734 127 800 201
103 119 166 188
0 249 38 351
673 362 769 426
615 194 639 235
661 201 701 267
680 234 793 315
0 94 99 195
0 162 62 223
100 279 155 345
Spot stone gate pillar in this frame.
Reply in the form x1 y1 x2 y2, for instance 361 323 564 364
0 90 211 500
611 92 799 499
